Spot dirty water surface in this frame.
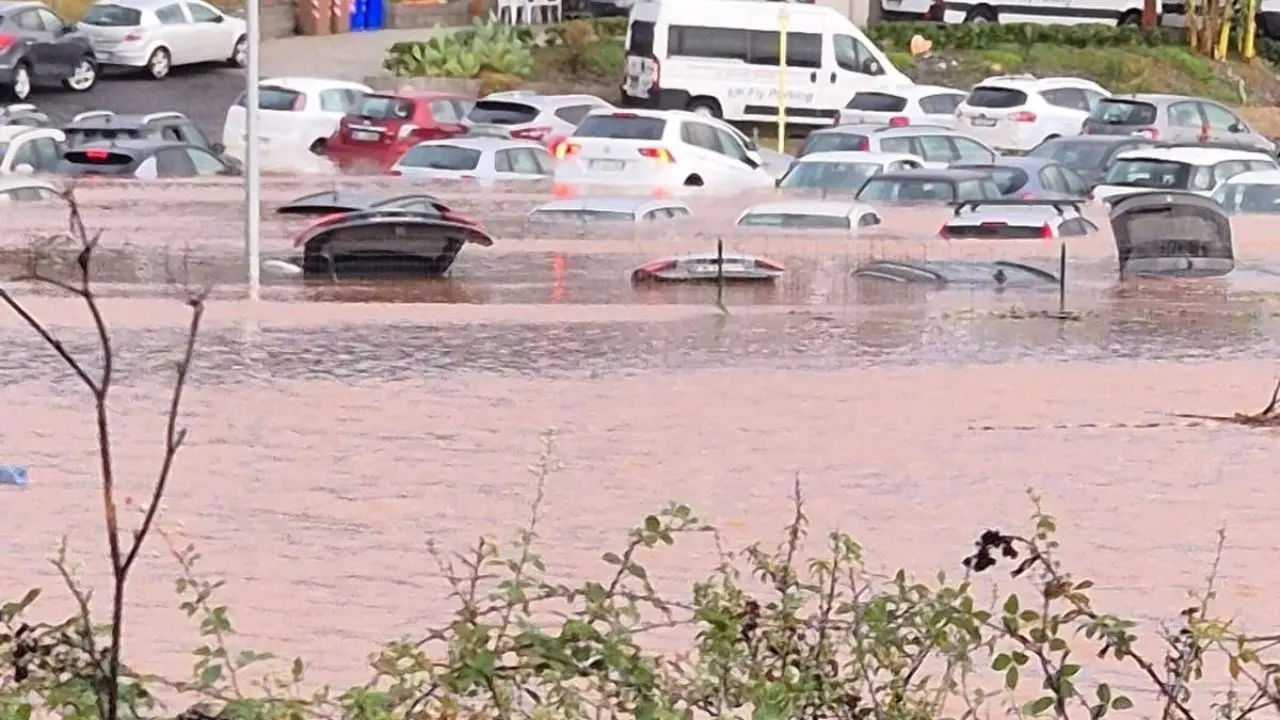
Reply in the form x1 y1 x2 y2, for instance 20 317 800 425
4 179 1280 699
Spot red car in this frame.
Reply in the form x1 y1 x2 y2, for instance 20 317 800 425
324 91 471 173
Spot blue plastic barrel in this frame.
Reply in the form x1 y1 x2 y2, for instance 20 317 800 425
349 0 366 31
366 0 384 30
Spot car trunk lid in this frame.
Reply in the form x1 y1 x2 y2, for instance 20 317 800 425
1082 99 1161 139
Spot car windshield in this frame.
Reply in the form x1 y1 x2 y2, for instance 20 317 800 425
846 93 907 112
1028 140 1112 172
779 161 882 190
798 132 868 156
1089 100 1157 125
857 178 956 203
398 145 482 171
1104 158 1191 188
738 213 851 229
530 209 635 222
966 87 1028 109
468 100 541 125
1213 182 1280 213
82 3 142 24
574 115 665 140
354 95 414 120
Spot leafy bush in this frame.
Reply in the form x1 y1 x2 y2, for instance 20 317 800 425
383 16 534 78
866 20 1185 51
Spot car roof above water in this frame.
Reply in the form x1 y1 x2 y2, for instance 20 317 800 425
533 197 689 214
742 200 873 217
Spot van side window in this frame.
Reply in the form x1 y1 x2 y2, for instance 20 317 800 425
833 34 882 75
784 32 822 68
628 20 655 56
668 26 747 61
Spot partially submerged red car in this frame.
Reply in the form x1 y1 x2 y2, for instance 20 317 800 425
324 91 472 173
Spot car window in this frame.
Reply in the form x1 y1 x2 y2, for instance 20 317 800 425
1041 88 1090 112
34 8 65 31
1089 99 1157 125
1058 218 1089 236
966 87 1028 109
155 3 187 23
398 144 482 170
13 10 45 31
857 178 955 203
680 121 720 153
980 179 1002 198
1211 160 1249 186
575 114 665 140
553 104 595 126
319 89 352 112
711 126 750 163
529 148 552 174
82 4 143 25
669 206 690 217
133 156 158 179
1081 90 1107 111
177 121 209 148
185 148 225 175
160 125 183 142
1167 101 1204 128
955 179 987 201
32 137 60 171
833 34 881 75
953 137 995 163
9 139 37 169
1200 102 1242 130
1246 159 1276 172
0 186 58 202
155 149 192 177
498 148 547 175
185 2 220 21
429 100 461 123
846 92 907 112
917 135 956 163
1059 166 1089 194
1038 165 1066 192
879 137 915 155
919 94 963 115
1189 165 1214 191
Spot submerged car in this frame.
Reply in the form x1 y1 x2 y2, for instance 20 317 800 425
527 197 691 223
391 137 553 185
324 90 471 173
631 252 785 283
0 175 61 201
737 200 881 229
940 199 1098 239
949 156 1090 199
1108 190 1234 278
1090 146 1277 205
275 190 491 278
1211 169 1280 214
1027 135 1161 188
55 139 240 178
775 151 923 193
852 259 1058 288
855 168 1003 205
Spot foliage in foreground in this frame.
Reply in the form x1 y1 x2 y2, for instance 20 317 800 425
3 192 1280 720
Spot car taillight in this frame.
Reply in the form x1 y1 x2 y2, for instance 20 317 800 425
1010 111 1037 123
0 33 15 51
938 224 951 239
1040 222 1055 239
512 126 552 141
123 31 141 41
1137 127 1159 140
86 148 109 161
857 137 870 151
1019 192 1036 200
754 258 785 271
441 210 483 228
292 212 346 248
638 147 674 163
888 116 909 127
553 141 580 160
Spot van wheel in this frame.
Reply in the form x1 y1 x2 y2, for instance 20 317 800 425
1117 9 1141 24
686 98 722 119
964 5 997 22
683 174 704 187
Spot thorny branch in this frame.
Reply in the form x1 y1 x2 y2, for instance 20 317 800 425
0 187 209 720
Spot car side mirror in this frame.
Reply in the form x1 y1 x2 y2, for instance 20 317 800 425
58 23 73 35
210 141 225 154
1228 122 1245 133
774 176 782 187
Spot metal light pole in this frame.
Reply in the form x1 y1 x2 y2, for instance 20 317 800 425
244 0 261 301
776 4 788 154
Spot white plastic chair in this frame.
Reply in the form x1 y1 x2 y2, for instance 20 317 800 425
528 0 561 23
497 0 534 24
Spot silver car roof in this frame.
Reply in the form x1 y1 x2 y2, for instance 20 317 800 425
532 197 689 214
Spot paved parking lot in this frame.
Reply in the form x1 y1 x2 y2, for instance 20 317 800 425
34 28 435 138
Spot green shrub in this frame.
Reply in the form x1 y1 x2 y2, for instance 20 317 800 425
383 16 534 78
866 21 1184 51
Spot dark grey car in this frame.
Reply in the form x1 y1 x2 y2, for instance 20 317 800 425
0 1 97 100
1081 94 1275 156
854 168 1003 205
1027 135 1160 187
951 156 1090 199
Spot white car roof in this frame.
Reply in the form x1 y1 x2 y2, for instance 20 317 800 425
976 74 1108 93
409 137 548 152
533 197 689 213
741 200 874 218
794 151 920 165
1223 169 1280 185
0 176 58 193
866 84 965 99
1114 146 1276 164
948 205 1083 225
0 125 52 142
263 77 373 94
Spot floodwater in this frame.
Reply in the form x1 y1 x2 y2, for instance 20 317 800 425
5 179 1280 704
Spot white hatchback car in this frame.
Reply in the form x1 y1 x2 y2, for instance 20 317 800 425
1091 146 1279 205
736 200 881 229
391 137 553 185
955 75 1110 153
836 85 967 129
221 77 371 163
79 0 247 79
553 108 775 191
0 125 66 174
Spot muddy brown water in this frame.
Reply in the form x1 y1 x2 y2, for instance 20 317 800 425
5 179 1280 706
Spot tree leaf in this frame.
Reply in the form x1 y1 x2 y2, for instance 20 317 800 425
199 663 222 686
1003 594 1020 615
1096 683 1112 704
643 515 661 533
602 552 623 565
1005 665 1019 690
1111 696 1134 711
993 653 1011 671
1023 697 1055 715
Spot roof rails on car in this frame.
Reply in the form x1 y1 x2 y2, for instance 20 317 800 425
950 199 1084 216
141 111 185 123
3 103 38 114
71 110 115 123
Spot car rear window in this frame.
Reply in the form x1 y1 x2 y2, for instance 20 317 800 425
235 86 304 111
956 166 1029 195
944 221 1045 239
354 94 415 120
845 92 908 112
82 3 142 25
857 178 956 203
398 145 482 171
1088 99 1157 126
779 161 882 190
798 132 868 156
966 87 1029 109
574 114 666 140
468 100 541 125
67 128 145 145
738 213 852 229
627 20 655 56
1104 158 1191 188
1028 139 1112 172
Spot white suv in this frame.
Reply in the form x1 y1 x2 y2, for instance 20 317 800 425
0 125 65 174
955 75 1109 153
552 108 775 191
836 85 966 129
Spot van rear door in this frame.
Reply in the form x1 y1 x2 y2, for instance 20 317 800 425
622 15 658 102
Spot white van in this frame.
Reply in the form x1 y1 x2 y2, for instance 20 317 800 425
621 0 911 127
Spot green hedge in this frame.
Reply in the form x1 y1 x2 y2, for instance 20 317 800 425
865 21 1185 51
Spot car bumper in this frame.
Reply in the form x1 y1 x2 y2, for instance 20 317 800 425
325 140 409 172
0 63 18 84
93 48 150 67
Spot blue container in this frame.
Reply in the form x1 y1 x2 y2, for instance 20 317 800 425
349 0 367 31
366 0 384 30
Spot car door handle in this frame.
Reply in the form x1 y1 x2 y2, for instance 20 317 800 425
830 72 837 83
809 71 817 82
